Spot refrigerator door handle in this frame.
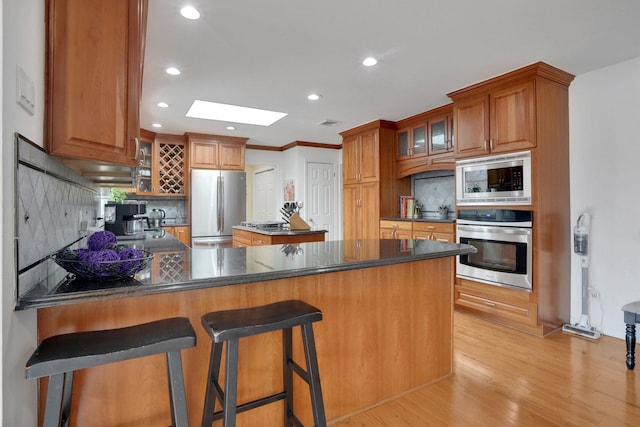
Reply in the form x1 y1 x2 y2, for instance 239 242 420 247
216 175 222 233
220 175 225 231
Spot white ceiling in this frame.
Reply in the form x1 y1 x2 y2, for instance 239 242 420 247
141 0 640 147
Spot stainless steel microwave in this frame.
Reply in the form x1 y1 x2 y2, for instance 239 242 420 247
456 151 532 206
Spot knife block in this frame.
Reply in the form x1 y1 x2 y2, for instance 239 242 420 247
288 213 311 230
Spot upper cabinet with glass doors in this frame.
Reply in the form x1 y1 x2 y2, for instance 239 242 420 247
396 104 455 178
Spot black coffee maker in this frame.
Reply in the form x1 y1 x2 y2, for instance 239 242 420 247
104 203 148 236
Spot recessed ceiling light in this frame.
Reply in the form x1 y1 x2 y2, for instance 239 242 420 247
180 6 200 20
307 93 321 101
157 102 169 108
165 67 181 76
226 126 236 130
151 123 163 128
362 57 378 67
186 100 288 126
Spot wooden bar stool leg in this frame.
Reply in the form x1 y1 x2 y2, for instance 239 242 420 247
60 371 73 427
42 373 65 427
166 350 189 427
301 323 326 427
223 339 240 427
201 342 223 427
283 327 294 427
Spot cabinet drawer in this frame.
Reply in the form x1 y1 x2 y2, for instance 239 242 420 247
379 220 412 231
251 234 272 246
413 221 454 234
454 279 537 326
232 229 252 246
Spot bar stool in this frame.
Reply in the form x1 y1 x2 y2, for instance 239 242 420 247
200 300 326 427
25 317 196 427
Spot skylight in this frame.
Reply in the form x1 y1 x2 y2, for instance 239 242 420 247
186 100 288 126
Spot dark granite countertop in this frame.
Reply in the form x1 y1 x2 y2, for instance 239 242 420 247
233 225 328 236
16 233 475 310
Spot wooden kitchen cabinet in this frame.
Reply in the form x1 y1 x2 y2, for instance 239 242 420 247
412 221 455 243
134 131 188 196
396 105 455 178
187 133 248 170
343 182 380 241
342 121 411 241
379 220 412 239
450 71 540 159
450 62 575 336
232 228 326 247
342 129 380 185
164 226 190 246
396 124 427 160
45 0 148 167
455 278 538 332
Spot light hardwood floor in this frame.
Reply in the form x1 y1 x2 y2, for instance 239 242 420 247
331 312 640 426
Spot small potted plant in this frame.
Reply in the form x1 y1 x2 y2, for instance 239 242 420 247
438 204 448 219
109 188 127 204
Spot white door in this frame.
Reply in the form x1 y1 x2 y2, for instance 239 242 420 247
253 168 276 221
306 162 337 240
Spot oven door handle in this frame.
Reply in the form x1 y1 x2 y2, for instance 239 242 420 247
457 224 532 237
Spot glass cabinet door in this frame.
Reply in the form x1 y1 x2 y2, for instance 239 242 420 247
429 115 454 155
412 126 426 155
397 129 410 158
137 140 153 193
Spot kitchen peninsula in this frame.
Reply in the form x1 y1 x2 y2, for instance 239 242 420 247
22 234 474 426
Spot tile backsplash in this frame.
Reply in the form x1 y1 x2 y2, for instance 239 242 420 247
15 134 100 300
412 170 455 218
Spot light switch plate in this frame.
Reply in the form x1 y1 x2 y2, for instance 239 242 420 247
16 65 35 116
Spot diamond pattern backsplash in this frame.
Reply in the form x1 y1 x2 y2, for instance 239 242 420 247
15 134 100 299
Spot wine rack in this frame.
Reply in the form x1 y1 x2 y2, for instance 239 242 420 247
158 142 186 194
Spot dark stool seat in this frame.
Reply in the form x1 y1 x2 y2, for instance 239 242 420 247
25 317 196 427
201 300 326 427
623 301 640 370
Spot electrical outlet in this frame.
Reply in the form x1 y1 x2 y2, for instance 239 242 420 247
589 287 599 299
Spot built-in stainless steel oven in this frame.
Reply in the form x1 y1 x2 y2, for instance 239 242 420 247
456 209 533 291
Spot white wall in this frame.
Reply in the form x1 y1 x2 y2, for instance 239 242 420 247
246 146 342 236
2 0 44 425
569 55 640 339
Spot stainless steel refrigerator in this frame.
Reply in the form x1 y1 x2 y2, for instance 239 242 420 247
191 169 246 245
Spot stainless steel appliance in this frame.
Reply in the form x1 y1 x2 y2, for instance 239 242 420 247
148 208 166 228
191 169 246 244
456 209 533 290
456 151 532 206
104 202 148 237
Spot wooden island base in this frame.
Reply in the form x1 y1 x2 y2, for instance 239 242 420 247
37 257 454 426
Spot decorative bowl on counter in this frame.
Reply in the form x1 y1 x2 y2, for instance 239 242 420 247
53 231 154 281
53 248 154 281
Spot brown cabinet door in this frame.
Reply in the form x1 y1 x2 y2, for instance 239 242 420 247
454 95 490 158
46 0 146 165
218 143 245 170
187 134 247 170
490 80 537 153
190 140 220 168
342 135 360 185
359 182 380 239
174 226 190 245
358 130 380 183
342 184 360 240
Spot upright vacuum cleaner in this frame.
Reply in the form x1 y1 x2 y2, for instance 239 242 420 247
562 212 601 339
